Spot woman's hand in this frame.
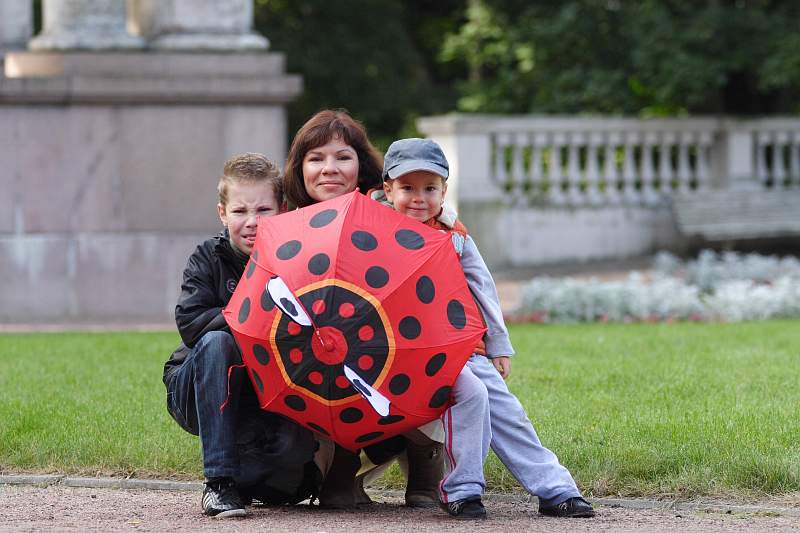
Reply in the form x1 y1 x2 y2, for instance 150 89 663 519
491 356 511 380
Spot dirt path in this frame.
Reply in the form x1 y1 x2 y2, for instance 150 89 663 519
2 484 799 533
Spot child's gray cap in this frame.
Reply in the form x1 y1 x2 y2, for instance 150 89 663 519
382 138 449 181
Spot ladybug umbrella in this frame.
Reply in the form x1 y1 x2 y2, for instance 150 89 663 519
223 191 486 452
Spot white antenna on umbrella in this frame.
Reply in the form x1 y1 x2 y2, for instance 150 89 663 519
343 364 391 417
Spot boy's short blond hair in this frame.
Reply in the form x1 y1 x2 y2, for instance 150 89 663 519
218 153 283 207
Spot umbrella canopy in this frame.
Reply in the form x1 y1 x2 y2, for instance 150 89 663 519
223 191 486 451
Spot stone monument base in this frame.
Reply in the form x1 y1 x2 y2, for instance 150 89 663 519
0 51 301 323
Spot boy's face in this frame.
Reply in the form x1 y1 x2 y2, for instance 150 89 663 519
218 181 283 255
383 171 447 223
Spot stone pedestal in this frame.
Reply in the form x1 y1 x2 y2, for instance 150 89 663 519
0 0 33 54
129 0 268 50
0 51 301 323
29 0 144 50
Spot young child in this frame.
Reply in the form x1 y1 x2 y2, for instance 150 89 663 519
381 139 595 520
163 153 286 518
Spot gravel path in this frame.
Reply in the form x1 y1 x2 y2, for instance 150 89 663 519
2 484 799 533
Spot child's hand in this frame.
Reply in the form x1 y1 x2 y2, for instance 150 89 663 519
491 356 511 380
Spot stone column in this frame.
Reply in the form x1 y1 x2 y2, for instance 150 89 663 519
0 0 33 53
29 0 144 50
129 0 268 50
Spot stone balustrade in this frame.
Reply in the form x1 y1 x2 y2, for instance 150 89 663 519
418 115 800 210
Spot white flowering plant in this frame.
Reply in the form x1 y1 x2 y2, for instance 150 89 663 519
513 250 800 323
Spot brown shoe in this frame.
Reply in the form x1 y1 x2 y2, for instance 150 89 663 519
318 445 372 508
404 438 444 507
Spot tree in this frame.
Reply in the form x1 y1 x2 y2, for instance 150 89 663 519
439 0 800 115
254 0 462 148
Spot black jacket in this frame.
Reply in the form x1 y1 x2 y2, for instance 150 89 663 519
163 230 249 384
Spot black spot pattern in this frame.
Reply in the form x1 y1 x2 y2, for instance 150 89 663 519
365 266 389 288
389 374 410 395
246 252 257 279
398 316 421 339
310 209 337 228
395 229 424 250
308 253 331 275
340 407 364 423
355 431 384 443
425 353 446 377
280 297 298 317
251 368 264 393
416 276 435 304
238 297 250 324
253 344 270 365
351 230 378 251
377 414 405 425
284 394 306 411
276 240 302 260
428 386 452 408
447 300 466 329
260 288 275 311
307 422 330 435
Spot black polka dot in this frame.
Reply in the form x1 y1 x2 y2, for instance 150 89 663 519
253 344 270 365
238 297 250 324
340 407 364 424
416 276 435 304
280 297 298 317
307 422 330 436
284 395 306 412
260 288 275 311
389 374 411 395
395 229 425 250
425 353 446 377
355 431 384 444
351 230 378 251
377 414 405 425
276 240 302 260
447 300 466 329
251 369 264 393
308 253 330 275
246 252 257 279
428 386 452 408
398 316 421 339
310 209 338 228
365 266 389 288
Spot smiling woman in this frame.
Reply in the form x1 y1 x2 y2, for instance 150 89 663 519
283 110 383 208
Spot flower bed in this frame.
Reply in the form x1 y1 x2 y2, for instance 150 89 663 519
513 251 800 323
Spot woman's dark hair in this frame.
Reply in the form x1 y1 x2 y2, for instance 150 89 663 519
284 109 383 208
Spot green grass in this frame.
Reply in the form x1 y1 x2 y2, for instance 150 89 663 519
1 322 799 498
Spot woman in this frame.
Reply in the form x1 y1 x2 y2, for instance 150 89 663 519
284 109 444 509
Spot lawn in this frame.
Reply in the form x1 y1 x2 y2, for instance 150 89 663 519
1 321 798 498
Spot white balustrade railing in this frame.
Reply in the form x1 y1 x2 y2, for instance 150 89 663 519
417 115 800 208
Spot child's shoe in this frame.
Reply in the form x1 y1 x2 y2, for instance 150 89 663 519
201 477 246 518
439 495 487 519
538 496 595 518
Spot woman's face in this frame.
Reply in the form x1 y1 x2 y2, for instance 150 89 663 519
302 136 360 203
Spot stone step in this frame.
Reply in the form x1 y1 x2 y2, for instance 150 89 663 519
672 189 800 241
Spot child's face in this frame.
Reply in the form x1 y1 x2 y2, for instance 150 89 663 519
383 171 447 223
218 181 283 255
302 136 360 203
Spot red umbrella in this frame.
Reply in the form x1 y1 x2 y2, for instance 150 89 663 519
223 191 486 451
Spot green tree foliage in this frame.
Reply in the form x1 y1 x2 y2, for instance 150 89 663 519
253 0 462 148
440 0 800 115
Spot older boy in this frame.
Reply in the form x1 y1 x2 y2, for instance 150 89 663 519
163 153 286 518
381 139 595 520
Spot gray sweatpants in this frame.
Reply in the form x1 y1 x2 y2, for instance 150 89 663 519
439 355 582 506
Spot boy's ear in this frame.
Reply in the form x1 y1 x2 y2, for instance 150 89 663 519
382 180 392 200
217 203 227 226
